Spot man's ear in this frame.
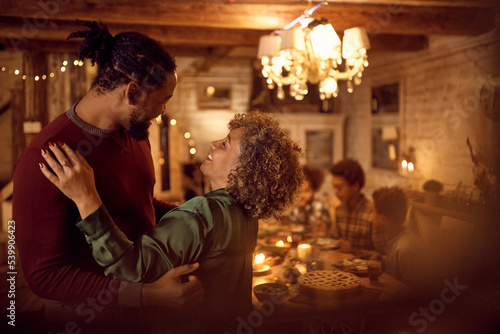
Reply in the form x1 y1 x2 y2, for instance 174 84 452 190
353 181 361 193
125 82 142 105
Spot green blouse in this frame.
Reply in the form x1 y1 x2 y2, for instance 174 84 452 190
76 188 259 320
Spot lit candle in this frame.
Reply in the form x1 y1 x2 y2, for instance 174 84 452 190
401 160 408 177
297 243 312 261
253 253 265 270
408 162 414 173
276 240 285 247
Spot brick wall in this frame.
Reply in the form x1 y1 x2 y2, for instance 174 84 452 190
340 32 500 201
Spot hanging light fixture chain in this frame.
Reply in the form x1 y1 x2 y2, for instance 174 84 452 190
283 1 328 31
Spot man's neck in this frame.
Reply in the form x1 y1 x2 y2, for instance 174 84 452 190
75 89 124 131
347 192 363 210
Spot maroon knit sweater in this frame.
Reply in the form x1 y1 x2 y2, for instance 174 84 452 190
12 105 174 306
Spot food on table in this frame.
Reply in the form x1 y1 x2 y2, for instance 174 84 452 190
298 270 361 297
334 258 369 275
283 266 301 284
315 238 340 249
253 283 289 303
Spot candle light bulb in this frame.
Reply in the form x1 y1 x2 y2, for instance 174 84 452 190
297 243 312 261
408 162 414 172
253 253 265 270
401 160 408 168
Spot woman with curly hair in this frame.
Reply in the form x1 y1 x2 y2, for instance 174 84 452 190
39 110 303 331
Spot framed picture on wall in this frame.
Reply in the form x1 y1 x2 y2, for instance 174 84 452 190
305 129 334 169
197 85 231 110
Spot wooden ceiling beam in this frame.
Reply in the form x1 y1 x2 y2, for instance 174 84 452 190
0 18 430 53
0 18 268 48
215 0 497 7
0 1 496 36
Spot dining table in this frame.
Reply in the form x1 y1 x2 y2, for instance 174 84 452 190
248 235 413 334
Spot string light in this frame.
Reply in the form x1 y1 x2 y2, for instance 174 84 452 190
167 117 199 158
0 59 85 82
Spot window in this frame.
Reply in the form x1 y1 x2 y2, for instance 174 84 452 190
371 83 400 170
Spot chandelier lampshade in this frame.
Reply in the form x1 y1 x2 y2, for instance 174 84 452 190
257 35 281 59
342 27 371 60
309 23 341 61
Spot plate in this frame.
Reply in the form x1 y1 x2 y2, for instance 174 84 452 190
315 238 339 250
343 265 368 276
332 259 369 276
253 265 272 276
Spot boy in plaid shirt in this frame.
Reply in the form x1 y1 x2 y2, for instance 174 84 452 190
330 159 387 255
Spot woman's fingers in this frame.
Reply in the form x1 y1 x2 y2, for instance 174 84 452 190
48 142 72 168
55 142 93 172
39 162 60 185
58 142 84 168
41 148 64 176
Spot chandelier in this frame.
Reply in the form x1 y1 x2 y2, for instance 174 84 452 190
257 1 371 101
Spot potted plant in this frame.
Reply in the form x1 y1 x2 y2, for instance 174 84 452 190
422 179 443 205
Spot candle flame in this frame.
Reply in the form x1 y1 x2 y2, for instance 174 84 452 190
254 253 265 263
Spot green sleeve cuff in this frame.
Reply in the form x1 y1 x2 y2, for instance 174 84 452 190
75 205 134 268
76 205 115 242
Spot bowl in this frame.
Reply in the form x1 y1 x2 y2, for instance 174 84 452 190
253 283 289 303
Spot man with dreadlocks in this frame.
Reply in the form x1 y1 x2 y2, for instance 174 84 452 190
12 21 202 330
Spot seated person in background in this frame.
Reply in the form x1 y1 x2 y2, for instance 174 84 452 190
330 159 387 255
40 110 303 332
372 187 427 287
282 164 332 238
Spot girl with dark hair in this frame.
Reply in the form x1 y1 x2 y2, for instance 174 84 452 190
282 164 332 237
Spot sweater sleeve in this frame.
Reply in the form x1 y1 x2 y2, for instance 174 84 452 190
153 197 178 223
77 204 208 283
13 147 141 307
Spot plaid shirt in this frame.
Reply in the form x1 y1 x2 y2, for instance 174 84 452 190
334 195 387 253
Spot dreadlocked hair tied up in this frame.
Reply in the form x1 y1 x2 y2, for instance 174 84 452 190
68 20 176 94
226 110 304 220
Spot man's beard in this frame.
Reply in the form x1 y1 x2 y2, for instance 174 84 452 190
128 110 152 140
